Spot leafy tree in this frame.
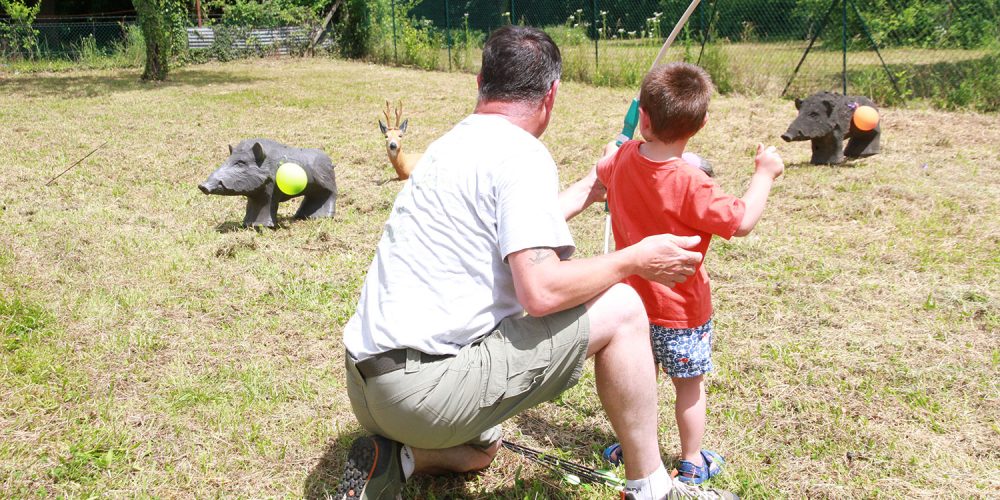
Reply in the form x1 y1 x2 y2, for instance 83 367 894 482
0 0 41 60
132 0 188 80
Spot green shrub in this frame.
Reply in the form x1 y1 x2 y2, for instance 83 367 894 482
75 35 105 65
0 0 41 60
848 48 1000 112
333 0 378 58
115 23 147 67
398 18 443 70
687 42 734 95
937 50 1000 112
207 0 316 28
447 13 484 72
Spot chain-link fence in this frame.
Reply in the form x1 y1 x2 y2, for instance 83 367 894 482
0 16 327 65
0 15 139 60
361 0 999 110
3 1 998 110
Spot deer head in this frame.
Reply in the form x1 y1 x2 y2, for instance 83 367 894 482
378 100 409 159
377 100 422 181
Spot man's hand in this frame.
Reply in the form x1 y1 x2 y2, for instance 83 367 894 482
630 235 703 287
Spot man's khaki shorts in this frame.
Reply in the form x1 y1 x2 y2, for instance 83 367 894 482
345 305 590 449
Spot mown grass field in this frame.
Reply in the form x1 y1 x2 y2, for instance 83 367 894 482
1 58 998 498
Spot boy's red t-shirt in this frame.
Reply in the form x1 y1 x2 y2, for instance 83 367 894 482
597 140 746 328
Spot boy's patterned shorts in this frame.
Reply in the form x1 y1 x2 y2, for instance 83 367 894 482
650 319 714 378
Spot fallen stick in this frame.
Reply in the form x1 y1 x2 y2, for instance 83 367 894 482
45 140 109 186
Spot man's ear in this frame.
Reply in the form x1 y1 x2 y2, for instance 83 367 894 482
544 79 560 110
476 73 483 89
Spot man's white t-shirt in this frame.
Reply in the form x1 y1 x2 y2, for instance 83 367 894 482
344 114 575 359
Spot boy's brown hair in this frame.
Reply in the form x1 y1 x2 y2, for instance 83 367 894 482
639 62 714 143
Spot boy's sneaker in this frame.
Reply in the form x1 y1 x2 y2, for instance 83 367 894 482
337 435 404 500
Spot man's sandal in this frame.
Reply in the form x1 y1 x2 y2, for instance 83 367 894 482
675 450 725 485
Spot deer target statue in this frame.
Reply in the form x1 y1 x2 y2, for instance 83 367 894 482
378 100 422 181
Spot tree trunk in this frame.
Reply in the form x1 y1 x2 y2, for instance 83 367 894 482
133 0 170 81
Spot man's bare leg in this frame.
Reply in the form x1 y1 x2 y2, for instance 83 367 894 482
409 284 658 480
585 283 662 480
411 440 501 476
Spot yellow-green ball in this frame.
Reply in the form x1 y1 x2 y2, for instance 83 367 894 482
276 163 308 195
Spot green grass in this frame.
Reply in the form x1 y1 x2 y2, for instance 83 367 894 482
0 58 998 497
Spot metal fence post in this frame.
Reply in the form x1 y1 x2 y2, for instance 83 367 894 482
698 0 704 41
391 0 398 64
509 0 515 24
592 0 599 70
445 0 452 71
842 0 847 94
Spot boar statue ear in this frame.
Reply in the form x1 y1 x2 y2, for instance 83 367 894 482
228 144 233 155
399 118 408 134
251 142 267 166
794 97 803 110
822 99 835 115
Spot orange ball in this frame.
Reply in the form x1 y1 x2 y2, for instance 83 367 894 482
853 105 879 131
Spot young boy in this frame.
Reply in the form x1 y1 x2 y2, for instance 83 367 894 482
597 62 784 485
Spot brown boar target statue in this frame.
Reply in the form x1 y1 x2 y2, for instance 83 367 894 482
781 91 881 165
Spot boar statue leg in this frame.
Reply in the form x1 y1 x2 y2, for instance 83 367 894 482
811 130 846 164
243 195 279 227
294 193 337 219
844 127 881 158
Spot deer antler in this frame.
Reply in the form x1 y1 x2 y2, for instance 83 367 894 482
383 100 392 126
395 100 403 128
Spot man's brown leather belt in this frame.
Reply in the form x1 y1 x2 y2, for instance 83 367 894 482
355 349 451 378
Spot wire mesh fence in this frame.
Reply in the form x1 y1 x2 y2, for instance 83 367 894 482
362 0 999 109
2 1 997 110
0 15 138 60
0 15 322 62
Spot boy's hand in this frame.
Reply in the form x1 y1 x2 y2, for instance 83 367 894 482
583 164 607 206
754 143 784 180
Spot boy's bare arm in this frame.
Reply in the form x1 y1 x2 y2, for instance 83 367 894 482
735 144 784 237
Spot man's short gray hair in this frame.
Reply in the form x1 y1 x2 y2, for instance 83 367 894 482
479 25 562 104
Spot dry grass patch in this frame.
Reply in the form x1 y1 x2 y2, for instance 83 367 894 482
0 58 997 498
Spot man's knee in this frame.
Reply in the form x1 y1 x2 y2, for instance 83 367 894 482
591 284 647 331
586 283 649 355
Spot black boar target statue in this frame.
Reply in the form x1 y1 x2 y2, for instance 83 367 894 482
199 139 337 228
782 91 881 165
